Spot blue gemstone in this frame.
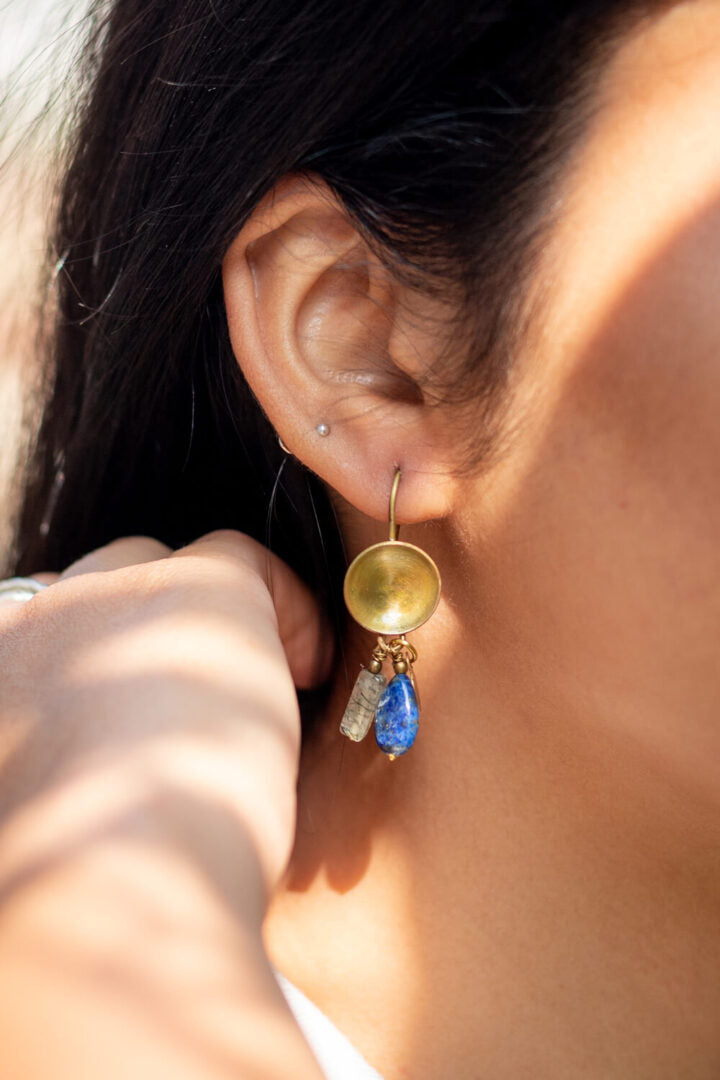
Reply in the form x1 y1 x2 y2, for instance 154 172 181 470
375 673 419 757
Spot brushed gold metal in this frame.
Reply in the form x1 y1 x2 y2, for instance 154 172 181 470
344 467 441 635
389 467 401 541
343 539 441 634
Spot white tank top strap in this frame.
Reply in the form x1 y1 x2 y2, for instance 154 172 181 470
275 972 384 1080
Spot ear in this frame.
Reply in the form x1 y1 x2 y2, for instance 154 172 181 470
221 175 460 524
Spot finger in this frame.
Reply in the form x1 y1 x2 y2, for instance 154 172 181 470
170 530 334 690
29 572 60 586
59 537 172 580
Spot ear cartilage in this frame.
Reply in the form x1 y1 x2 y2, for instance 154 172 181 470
316 423 331 437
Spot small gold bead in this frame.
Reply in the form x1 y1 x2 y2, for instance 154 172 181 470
368 658 382 674
393 658 408 675
387 754 397 762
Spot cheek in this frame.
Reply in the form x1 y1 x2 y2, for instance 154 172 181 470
484 199 720 788
562 196 720 599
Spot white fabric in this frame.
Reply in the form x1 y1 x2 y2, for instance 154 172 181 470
276 973 383 1080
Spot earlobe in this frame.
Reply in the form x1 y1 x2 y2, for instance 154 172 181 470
221 175 460 524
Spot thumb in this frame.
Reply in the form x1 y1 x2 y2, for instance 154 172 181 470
171 530 334 690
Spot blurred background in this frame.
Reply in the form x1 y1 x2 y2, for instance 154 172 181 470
0 0 86 567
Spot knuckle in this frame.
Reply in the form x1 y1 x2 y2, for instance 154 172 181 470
60 535 170 578
178 530 268 581
105 535 171 560
197 528 244 546
190 529 259 564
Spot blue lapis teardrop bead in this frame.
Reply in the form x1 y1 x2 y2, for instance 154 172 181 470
375 672 419 758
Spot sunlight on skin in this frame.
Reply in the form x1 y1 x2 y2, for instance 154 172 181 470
265 7 720 1079
0 533 329 1080
540 0 720 363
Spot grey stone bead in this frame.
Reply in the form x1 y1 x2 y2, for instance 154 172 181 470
340 668 387 742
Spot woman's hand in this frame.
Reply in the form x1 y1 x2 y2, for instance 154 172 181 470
0 531 330 1079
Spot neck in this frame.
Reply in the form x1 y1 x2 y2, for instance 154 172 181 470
264 516 720 1079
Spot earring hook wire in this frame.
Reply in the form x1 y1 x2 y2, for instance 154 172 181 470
389 467 401 542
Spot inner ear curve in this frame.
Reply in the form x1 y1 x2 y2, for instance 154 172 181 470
272 205 359 265
298 254 425 407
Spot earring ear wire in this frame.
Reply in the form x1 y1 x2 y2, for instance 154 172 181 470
340 467 441 760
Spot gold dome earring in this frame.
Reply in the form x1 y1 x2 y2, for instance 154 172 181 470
340 467 441 760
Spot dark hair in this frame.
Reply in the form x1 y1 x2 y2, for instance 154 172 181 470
13 0 658 721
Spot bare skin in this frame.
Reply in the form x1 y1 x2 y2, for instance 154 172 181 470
259 5 720 1078
3 2 720 1079
0 533 328 1080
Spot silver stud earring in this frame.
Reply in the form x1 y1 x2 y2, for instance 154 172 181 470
316 423 330 437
